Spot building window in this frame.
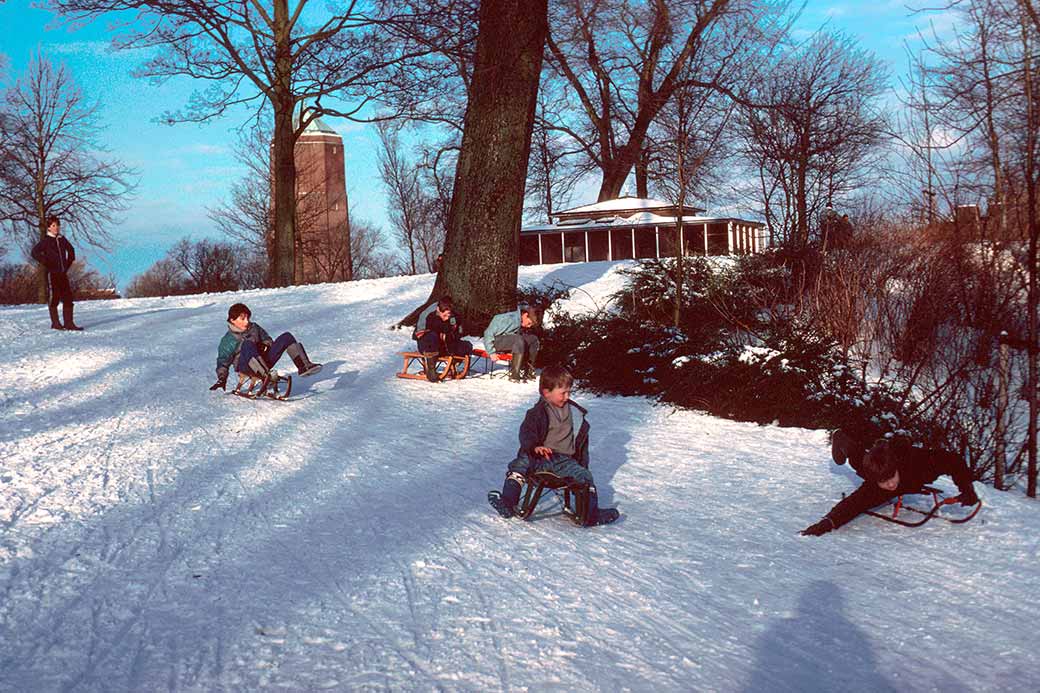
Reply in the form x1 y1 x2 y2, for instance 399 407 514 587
540 234 563 264
519 236 540 265
634 228 657 258
588 230 610 261
564 232 586 262
610 229 633 260
707 223 729 254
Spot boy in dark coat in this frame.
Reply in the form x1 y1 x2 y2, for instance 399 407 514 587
30 216 82 331
801 430 979 536
210 303 322 392
488 365 619 526
413 296 472 382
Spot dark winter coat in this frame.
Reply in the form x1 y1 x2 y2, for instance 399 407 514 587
824 446 976 530
216 322 273 380
31 234 75 274
518 398 590 467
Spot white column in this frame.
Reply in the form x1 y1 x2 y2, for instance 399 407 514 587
728 221 734 254
537 234 543 264
607 228 613 260
702 223 708 255
585 231 590 262
654 225 660 258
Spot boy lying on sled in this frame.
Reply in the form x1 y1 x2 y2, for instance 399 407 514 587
801 430 979 536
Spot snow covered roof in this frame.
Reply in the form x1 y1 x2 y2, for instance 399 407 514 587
522 211 764 233
553 195 705 220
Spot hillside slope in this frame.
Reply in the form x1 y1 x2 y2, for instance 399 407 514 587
0 261 1036 692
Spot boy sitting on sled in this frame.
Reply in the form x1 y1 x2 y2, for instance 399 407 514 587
413 296 473 382
210 303 323 394
488 365 619 527
801 430 979 536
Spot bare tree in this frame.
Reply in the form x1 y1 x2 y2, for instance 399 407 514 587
402 0 549 330
0 53 135 301
738 31 887 248
170 238 241 294
377 121 444 273
124 257 187 298
349 214 400 279
48 0 431 287
525 94 584 223
647 62 735 326
543 0 782 201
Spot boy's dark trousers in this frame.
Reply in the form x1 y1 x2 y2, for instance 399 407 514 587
237 332 297 375
494 333 539 377
47 271 75 328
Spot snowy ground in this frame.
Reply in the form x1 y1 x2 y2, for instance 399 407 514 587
0 261 1037 692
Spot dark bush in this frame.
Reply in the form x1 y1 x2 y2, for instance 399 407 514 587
540 258 942 446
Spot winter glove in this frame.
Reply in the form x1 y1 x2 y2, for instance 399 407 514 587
209 378 227 391
800 517 835 536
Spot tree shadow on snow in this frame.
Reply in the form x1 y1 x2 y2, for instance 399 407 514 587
743 580 896 693
83 302 216 330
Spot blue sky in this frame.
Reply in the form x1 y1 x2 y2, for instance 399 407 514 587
0 0 955 290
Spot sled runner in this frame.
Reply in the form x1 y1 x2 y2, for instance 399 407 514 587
395 352 471 382
864 485 982 528
232 371 292 401
500 469 618 527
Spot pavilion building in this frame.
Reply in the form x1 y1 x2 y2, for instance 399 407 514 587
519 197 766 265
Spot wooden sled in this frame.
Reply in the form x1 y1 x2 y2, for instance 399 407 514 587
516 469 591 526
233 370 292 400
396 352 471 382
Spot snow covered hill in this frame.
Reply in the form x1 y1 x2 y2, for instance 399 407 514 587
0 261 1037 692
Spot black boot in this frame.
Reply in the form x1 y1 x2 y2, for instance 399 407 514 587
582 485 619 527
49 304 62 330
422 352 440 383
488 474 523 518
508 351 526 382
286 342 322 377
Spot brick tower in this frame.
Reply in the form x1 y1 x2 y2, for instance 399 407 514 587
293 112 351 284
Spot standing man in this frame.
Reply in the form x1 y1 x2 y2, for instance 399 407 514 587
31 216 82 331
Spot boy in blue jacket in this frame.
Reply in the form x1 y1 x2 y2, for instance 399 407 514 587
482 305 541 382
210 303 322 392
488 365 619 526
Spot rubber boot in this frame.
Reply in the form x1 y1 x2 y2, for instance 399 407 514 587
508 350 526 382
488 473 524 518
422 352 440 383
582 485 619 527
286 342 322 377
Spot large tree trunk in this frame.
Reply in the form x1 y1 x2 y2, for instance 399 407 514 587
1020 6 1039 497
416 0 548 331
270 0 296 288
